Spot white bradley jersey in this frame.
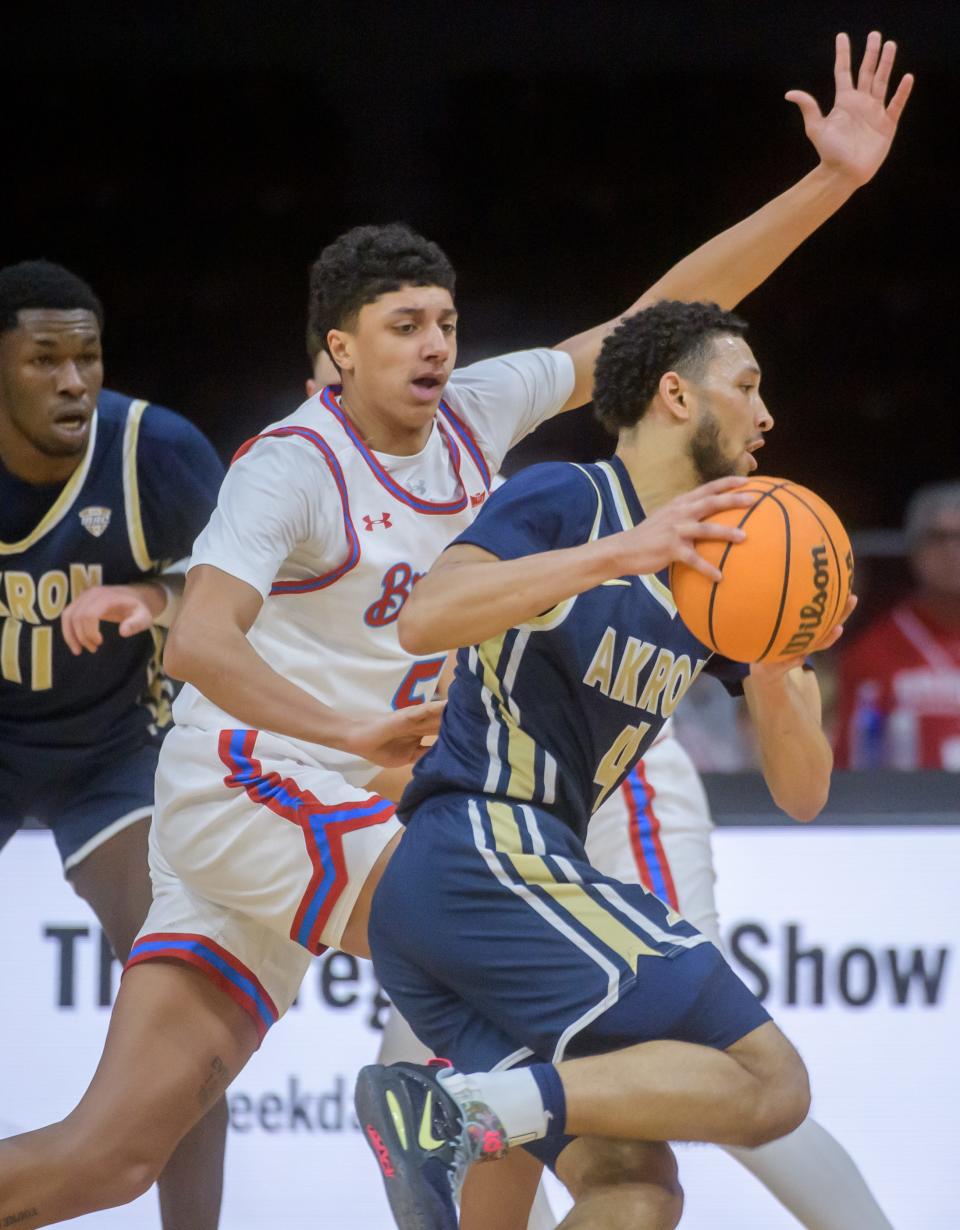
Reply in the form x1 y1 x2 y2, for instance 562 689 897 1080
174 348 575 781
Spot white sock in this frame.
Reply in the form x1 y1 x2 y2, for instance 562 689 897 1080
725 1116 893 1229
438 1068 550 1146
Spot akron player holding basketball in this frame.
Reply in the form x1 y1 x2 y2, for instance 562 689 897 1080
355 299 856 1230
0 31 912 1229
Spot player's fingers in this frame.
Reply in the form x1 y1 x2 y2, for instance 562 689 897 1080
834 31 853 92
61 610 82 656
677 544 723 584
119 608 153 637
838 593 858 623
856 30 882 92
684 520 747 544
886 72 914 125
688 490 754 521
871 38 896 102
692 475 749 496
76 616 104 654
784 90 823 136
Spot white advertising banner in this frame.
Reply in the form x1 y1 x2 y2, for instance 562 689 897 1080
1 825 957 1229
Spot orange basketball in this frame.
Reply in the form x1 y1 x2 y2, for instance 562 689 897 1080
669 477 853 663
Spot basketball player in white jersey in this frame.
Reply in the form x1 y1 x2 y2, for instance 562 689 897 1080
0 32 912 1228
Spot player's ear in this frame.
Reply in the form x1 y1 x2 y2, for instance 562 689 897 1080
658 370 691 421
326 329 354 374
306 378 318 397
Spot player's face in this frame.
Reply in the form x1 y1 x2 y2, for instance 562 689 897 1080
331 285 457 434
0 309 103 459
686 335 771 482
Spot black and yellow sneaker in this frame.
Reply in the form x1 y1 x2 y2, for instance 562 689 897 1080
354 1060 508 1230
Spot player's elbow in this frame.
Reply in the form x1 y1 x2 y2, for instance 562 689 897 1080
397 599 444 656
163 620 204 683
773 778 830 824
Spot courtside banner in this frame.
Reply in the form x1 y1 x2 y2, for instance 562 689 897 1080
1 823 956 1229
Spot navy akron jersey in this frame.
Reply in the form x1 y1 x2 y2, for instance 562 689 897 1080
0 390 223 753
404 457 748 840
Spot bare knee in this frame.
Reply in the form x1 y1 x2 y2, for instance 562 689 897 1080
729 1025 811 1147
59 1114 169 1208
557 1138 683 1228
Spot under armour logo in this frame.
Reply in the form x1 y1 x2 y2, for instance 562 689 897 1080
362 513 393 531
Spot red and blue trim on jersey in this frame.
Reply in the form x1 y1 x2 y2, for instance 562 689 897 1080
621 764 679 911
319 385 478 515
125 931 279 1042
437 402 492 491
218 729 396 953
231 425 361 595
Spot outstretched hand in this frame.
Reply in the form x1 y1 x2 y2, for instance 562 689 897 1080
750 594 858 682
787 31 914 187
344 700 445 768
62 582 166 655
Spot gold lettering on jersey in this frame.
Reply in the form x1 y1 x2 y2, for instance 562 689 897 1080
610 637 656 706
583 626 617 694
593 721 652 811
69 563 103 599
4 572 39 624
31 625 53 690
637 648 675 715
1 618 23 683
37 570 70 621
662 655 709 717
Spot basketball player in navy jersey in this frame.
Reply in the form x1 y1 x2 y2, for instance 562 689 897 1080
356 300 859 1230
0 32 913 1229
0 260 229 1229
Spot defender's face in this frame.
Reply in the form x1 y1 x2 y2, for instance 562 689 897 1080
686 335 772 482
0 309 103 458
330 285 457 432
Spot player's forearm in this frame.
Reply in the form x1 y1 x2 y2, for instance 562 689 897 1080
399 539 623 656
745 670 833 822
633 164 858 314
164 621 361 752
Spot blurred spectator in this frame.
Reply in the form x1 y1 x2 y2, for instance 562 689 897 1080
835 482 960 770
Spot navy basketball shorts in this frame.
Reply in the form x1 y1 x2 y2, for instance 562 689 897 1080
370 792 770 1169
0 736 161 874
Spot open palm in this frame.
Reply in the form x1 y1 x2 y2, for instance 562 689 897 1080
787 32 914 187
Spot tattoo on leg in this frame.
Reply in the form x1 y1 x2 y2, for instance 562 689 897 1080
198 1055 229 1108
2 1209 39 1227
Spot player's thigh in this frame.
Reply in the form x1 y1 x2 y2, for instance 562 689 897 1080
460 1147 543 1230
69 815 154 961
69 960 259 1170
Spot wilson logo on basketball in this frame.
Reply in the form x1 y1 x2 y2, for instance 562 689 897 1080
783 544 831 655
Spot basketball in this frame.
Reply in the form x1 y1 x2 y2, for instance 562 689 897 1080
669 477 853 663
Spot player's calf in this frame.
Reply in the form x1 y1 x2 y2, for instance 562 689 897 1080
556 1138 682 1230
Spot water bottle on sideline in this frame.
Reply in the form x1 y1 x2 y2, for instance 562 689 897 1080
886 705 919 770
850 681 885 770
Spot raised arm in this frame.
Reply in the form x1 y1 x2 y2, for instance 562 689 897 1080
555 31 913 412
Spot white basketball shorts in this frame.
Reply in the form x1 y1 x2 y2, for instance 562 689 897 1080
125 724 401 1041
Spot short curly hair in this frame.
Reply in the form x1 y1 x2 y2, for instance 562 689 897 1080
306 223 455 360
593 300 748 434
0 260 103 336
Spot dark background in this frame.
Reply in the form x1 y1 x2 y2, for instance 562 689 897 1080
2 0 954 541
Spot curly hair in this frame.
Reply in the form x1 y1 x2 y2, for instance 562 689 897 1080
306 223 455 360
0 260 103 336
592 300 748 434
